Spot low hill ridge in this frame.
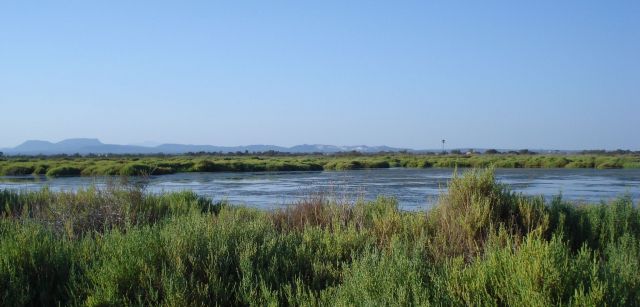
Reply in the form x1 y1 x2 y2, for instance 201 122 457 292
1 139 410 155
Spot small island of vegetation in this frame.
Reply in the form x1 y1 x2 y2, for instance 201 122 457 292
1 150 639 177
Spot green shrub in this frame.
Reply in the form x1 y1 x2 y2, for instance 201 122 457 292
193 159 226 172
1 165 35 176
602 235 640 304
623 162 640 169
32 164 50 175
82 226 165 305
328 245 430 306
0 221 73 306
46 166 82 177
596 158 623 169
565 160 595 168
432 233 603 305
363 160 390 168
119 163 152 176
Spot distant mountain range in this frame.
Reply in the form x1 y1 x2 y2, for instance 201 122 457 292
0 139 413 155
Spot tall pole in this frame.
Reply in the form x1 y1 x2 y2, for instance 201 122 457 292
442 139 445 153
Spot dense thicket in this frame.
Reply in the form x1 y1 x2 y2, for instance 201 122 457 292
1 169 639 305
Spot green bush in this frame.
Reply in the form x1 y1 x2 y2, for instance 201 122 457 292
596 157 624 169
1 165 35 176
119 163 152 176
46 166 82 177
328 245 430 305
32 164 50 175
623 162 640 169
565 160 595 168
193 159 226 172
0 221 73 306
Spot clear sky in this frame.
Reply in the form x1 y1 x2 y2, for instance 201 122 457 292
1 1 638 150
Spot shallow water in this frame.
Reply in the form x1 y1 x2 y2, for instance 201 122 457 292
1 168 639 210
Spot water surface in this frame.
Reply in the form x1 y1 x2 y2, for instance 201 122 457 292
1 168 639 210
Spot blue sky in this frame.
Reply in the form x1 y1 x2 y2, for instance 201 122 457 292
1 1 638 150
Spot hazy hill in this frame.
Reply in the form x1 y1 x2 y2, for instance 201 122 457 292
0 139 410 155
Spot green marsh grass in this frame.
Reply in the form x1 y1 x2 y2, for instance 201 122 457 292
1 153 639 178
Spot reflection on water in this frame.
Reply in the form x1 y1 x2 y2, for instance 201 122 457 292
1 168 639 210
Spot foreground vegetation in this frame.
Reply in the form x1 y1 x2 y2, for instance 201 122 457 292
1 169 640 305
1 152 640 177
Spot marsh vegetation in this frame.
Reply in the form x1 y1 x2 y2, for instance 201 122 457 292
1 169 640 305
1 152 639 177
